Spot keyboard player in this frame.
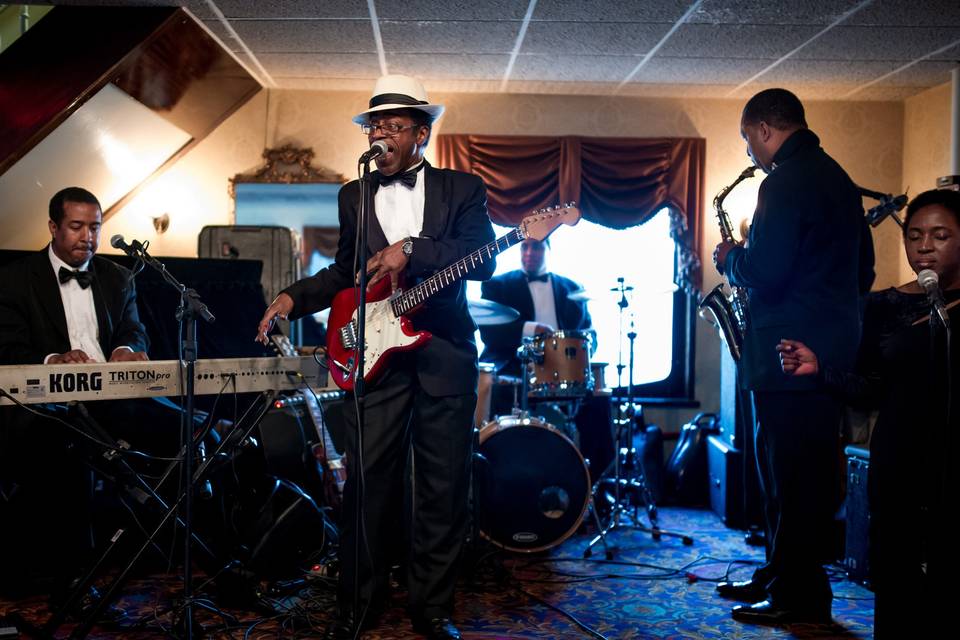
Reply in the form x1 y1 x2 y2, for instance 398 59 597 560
0 187 148 604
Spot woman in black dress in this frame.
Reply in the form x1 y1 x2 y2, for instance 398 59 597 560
777 188 960 638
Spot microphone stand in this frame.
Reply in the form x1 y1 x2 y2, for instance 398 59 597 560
348 155 374 636
126 243 215 639
858 186 908 228
584 279 693 560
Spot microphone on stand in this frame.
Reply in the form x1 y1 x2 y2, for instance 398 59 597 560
110 234 144 257
359 139 389 163
865 194 908 227
918 269 950 328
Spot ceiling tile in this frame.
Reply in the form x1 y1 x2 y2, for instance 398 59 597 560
869 60 958 87
259 53 382 78
659 23 824 58
511 54 643 82
532 0 692 23
379 20 519 53
760 59 903 85
635 57 769 84
522 21 669 55
845 0 960 27
389 53 511 80
796 26 960 60
228 20 376 53
689 0 865 25
377 0 530 21
212 0 368 20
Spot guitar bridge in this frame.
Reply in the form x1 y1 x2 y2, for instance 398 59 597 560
339 319 358 350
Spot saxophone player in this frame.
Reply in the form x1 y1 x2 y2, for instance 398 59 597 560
712 88 875 625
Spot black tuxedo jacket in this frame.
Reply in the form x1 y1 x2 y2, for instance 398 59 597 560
478 269 592 374
0 250 149 365
282 162 496 396
724 129 875 391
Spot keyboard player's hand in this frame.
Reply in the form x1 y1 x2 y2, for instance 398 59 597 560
109 349 149 362
48 349 92 364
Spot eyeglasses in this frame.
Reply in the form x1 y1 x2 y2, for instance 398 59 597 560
360 122 417 136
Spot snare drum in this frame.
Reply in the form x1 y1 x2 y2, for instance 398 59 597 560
529 330 593 398
476 415 591 553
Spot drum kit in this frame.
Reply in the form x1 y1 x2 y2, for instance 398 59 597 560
467 281 691 556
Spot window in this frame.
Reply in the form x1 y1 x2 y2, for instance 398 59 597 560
469 207 695 400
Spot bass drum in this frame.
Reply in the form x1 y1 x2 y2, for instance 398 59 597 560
477 415 591 553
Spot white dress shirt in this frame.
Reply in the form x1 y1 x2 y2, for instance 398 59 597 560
375 160 425 244
46 244 107 363
522 273 559 337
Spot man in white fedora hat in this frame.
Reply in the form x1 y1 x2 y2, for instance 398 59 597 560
257 74 495 640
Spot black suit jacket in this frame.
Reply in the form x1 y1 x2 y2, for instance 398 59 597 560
478 269 592 375
0 250 149 365
724 129 875 391
282 162 496 396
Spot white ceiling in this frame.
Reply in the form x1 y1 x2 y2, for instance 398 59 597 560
51 0 960 100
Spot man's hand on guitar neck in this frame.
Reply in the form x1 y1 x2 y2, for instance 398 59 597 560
365 239 409 291
256 292 294 345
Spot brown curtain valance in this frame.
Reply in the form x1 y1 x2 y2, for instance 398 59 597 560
435 134 706 289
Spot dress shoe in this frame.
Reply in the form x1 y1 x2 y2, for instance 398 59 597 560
731 599 832 625
412 617 462 640
715 579 767 602
323 610 381 640
322 617 357 640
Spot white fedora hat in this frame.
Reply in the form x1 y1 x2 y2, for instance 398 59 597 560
352 74 445 125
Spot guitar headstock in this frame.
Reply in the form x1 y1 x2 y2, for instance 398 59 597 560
519 202 581 242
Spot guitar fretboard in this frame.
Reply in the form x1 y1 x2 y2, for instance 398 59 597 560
390 227 525 316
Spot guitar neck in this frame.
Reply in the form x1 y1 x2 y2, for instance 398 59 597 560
391 226 525 316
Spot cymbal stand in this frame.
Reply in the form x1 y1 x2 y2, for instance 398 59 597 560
584 281 693 559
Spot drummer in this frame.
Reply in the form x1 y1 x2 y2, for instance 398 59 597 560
479 237 593 378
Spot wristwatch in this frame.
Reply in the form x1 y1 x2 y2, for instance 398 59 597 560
401 237 414 257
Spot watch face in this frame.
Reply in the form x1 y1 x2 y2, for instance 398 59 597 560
403 240 413 255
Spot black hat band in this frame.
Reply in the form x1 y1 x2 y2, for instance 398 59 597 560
369 93 429 108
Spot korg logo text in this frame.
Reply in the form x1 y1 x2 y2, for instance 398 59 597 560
49 372 102 393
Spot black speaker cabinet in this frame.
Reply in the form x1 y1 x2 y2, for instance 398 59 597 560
844 445 871 585
198 225 302 342
708 434 743 528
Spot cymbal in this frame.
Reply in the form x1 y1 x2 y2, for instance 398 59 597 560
468 299 520 325
567 282 678 302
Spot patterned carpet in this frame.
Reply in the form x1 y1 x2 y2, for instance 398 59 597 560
0 507 874 639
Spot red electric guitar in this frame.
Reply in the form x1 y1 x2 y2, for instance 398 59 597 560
325 203 582 391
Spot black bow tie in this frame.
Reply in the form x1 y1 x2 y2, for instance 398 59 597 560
377 165 422 189
526 273 550 283
59 266 93 289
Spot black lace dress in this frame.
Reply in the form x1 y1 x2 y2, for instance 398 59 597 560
821 287 959 637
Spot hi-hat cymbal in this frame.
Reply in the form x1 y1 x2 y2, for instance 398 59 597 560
567 283 678 301
468 299 520 325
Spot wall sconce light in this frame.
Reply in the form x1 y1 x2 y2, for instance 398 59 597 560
152 213 170 234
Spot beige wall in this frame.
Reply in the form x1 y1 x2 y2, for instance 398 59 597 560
902 82 954 283
5 88 918 432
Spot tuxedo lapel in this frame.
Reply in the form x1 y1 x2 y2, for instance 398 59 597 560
88 259 114 356
420 164 449 240
510 271 536 322
30 252 70 346
366 178 390 255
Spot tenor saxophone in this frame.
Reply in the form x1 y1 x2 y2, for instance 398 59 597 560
698 165 757 361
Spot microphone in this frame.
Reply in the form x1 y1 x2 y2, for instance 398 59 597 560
110 234 143 257
917 269 950 328
359 139 388 163
865 193 908 227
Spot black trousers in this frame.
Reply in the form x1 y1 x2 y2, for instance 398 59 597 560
338 363 475 621
751 390 841 611
0 407 94 595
